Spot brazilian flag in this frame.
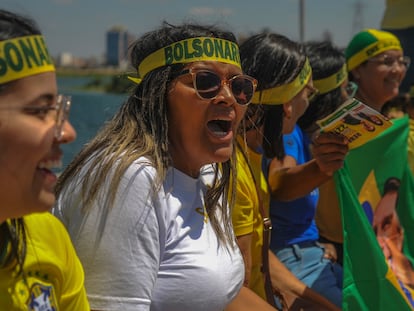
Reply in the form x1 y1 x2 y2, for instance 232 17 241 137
335 116 414 310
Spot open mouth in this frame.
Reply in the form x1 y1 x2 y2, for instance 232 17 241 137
38 160 63 174
207 119 232 137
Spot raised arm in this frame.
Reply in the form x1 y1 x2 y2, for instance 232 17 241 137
268 132 348 201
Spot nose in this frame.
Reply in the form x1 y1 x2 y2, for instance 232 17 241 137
216 81 236 106
391 60 407 72
57 120 77 143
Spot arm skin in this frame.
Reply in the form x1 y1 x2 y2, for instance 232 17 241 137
237 233 254 288
226 233 278 310
268 132 348 201
268 251 341 311
233 233 340 310
225 286 277 311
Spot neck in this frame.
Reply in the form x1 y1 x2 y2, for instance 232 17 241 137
355 89 385 112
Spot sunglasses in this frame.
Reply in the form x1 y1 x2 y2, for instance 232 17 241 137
54 94 72 139
367 55 411 69
179 68 257 106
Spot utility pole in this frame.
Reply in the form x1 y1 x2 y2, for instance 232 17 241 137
299 0 305 42
352 0 365 36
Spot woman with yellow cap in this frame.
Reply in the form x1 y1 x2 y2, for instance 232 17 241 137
345 28 410 112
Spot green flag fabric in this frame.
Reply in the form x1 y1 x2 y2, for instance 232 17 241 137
335 116 414 310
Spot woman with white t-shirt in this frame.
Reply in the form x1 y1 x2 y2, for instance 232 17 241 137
53 22 258 311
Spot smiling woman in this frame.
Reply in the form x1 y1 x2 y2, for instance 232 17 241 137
0 8 89 311
345 28 408 112
53 21 256 311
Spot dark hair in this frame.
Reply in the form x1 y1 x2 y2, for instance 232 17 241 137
383 177 401 194
0 9 41 274
57 22 239 248
298 40 345 131
381 93 408 116
240 32 306 159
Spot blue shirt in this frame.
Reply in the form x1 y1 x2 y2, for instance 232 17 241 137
266 124 319 249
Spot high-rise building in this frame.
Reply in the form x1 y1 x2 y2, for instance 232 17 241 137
106 26 131 67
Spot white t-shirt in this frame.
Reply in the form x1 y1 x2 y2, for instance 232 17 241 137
53 158 244 311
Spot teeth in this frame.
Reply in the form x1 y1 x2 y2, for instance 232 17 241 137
38 160 62 170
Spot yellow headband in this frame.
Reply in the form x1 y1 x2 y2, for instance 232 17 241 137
347 37 402 71
313 64 347 95
131 37 241 84
251 58 312 105
0 35 55 84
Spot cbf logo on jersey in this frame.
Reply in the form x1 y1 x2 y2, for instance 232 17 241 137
0 35 55 84
27 283 58 311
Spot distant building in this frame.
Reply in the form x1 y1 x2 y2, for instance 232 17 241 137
106 26 134 68
56 52 74 67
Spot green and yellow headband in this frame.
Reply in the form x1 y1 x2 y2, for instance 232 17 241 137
0 35 55 84
251 58 312 105
346 29 402 71
131 37 241 84
313 64 347 95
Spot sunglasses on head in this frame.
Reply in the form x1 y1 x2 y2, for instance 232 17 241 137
179 68 257 106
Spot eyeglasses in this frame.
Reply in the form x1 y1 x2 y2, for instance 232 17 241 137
179 68 257 106
0 94 71 139
305 84 320 102
54 94 71 139
367 55 411 69
344 81 358 99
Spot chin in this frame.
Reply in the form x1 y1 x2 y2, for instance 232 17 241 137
211 147 233 164
35 193 56 212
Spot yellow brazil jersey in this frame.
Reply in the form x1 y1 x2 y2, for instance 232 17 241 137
0 212 89 310
232 140 270 300
407 118 414 176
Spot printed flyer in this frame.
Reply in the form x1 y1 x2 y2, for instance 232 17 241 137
317 98 392 149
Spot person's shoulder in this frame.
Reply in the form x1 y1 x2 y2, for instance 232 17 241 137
23 212 72 247
24 212 63 228
116 156 158 186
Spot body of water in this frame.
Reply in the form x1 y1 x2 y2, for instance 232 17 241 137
58 77 126 170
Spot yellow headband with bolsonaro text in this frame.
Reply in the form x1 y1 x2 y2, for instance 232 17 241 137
313 64 347 95
251 58 312 105
0 35 55 84
130 37 241 84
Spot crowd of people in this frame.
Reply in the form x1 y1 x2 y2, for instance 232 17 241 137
1 5 413 311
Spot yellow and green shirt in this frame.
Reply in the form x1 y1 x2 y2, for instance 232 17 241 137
232 141 270 299
0 212 89 310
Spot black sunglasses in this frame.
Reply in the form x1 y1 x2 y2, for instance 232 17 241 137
179 68 257 106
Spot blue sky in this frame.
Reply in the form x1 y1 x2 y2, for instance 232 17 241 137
3 0 386 59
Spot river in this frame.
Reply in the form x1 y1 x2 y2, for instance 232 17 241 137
58 76 126 170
